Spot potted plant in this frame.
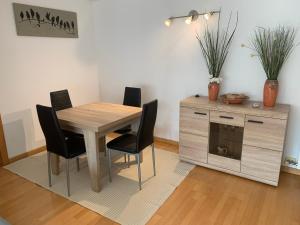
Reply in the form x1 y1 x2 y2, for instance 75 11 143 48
197 13 238 101
247 26 296 107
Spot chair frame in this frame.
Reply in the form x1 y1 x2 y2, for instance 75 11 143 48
47 152 81 196
37 104 84 197
107 143 156 190
107 99 157 190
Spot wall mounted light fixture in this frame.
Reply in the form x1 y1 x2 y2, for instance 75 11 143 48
164 9 220 27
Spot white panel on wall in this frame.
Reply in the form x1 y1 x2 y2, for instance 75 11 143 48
91 0 300 162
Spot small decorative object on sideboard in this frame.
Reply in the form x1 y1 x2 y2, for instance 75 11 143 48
208 81 220 101
252 102 261 108
242 26 296 107
221 93 249 104
196 12 238 101
217 146 228 156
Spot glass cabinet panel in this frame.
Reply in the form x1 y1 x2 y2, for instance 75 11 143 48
209 122 244 160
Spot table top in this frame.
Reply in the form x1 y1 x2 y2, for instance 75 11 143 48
181 96 290 120
56 102 142 133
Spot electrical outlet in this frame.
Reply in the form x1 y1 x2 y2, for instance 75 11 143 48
284 156 298 166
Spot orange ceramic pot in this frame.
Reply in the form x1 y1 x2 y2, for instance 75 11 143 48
208 82 220 101
263 80 279 107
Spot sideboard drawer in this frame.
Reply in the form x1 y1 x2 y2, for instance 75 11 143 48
208 153 241 172
244 116 287 151
241 145 282 183
179 132 208 163
180 107 209 136
210 111 245 127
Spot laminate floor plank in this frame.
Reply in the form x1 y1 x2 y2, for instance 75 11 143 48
1 140 300 225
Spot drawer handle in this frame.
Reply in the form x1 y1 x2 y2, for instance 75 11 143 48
194 112 207 116
219 115 234 120
248 119 264 124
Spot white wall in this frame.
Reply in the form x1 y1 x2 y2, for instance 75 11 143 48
92 0 300 161
0 0 99 157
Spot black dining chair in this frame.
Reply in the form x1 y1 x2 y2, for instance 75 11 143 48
115 87 141 134
107 99 158 190
50 89 84 139
50 89 73 111
114 87 141 162
36 105 86 196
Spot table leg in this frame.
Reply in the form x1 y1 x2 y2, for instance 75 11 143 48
50 153 60 175
83 130 101 192
140 152 143 163
98 136 106 155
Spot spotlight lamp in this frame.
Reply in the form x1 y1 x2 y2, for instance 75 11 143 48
185 16 192 25
164 18 172 27
164 9 220 27
204 12 213 20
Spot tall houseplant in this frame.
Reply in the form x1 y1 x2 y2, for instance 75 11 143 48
250 26 296 107
197 13 238 101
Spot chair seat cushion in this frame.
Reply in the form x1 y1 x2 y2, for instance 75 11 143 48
114 125 132 134
66 136 86 158
63 130 84 138
107 134 138 154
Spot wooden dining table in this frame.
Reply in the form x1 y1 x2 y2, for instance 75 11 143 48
52 102 142 192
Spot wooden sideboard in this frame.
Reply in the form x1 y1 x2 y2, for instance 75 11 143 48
179 96 290 186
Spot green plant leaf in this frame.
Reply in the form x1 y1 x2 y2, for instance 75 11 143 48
251 26 296 80
197 11 238 78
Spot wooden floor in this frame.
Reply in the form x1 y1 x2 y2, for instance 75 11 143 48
1 140 300 225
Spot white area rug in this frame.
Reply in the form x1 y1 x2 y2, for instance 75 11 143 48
5 147 194 225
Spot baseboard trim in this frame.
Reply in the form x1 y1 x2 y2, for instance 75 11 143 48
9 146 46 164
154 136 179 147
7 134 180 165
10 139 299 177
281 165 300 176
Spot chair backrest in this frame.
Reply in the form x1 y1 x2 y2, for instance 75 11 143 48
50 89 73 111
123 87 141 107
136 100 158 151
36 105 68 158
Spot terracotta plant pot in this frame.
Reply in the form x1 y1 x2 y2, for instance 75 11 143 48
263 80 279 107
208 82 220 101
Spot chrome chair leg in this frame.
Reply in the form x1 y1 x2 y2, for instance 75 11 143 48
108 148 112 182
66 159 70 197
152 144 156 176
137 153 142 190
47 152 52 187
76 157 80 172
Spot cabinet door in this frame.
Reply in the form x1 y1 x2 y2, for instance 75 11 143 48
244 116 287 151
179 132 208 163
208 153 241 172
180 107 209 137
241 145 282 182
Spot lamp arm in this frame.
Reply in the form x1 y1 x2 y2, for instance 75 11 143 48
169 10 220 21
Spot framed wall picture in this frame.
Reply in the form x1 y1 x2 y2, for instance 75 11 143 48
13 3 78 38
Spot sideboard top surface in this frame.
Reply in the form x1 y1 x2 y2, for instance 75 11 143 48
180 96 290 120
